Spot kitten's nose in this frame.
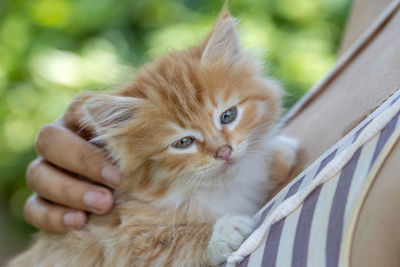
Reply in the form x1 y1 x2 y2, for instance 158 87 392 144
215 144 232 161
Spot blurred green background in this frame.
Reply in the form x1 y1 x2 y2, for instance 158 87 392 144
0 0 351 263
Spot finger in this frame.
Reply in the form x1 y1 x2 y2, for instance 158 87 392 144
36 124 122 188
24 193 87 233
27 158 114 214
62 92 96 133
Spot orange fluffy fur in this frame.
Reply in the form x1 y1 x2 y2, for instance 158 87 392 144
9 6 297 267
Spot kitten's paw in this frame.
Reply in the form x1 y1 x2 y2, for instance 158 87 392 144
273 135 298 168
269 135 298 184
207 215 255 266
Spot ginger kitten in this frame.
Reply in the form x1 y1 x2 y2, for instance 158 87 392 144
9 6 297 267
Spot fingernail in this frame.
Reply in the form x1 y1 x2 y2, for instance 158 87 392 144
83 191 110 213
64 212 85 229
101 165 122 188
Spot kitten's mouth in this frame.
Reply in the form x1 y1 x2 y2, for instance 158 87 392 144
220 159 237 173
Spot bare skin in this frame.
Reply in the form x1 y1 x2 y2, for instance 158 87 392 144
24 116 122 232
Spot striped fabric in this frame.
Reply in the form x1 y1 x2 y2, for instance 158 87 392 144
225 89 400 267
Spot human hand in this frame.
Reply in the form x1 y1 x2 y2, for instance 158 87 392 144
24 116 122 233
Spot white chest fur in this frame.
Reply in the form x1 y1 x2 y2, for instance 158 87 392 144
190 149 273 218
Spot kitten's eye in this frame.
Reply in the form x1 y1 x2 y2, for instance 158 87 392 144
220 107 237 124
173 137 195 149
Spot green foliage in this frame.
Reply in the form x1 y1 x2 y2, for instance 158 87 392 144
0 0 351 256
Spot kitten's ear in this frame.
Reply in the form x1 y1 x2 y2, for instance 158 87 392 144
82 94 142 133
201 4 243 63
